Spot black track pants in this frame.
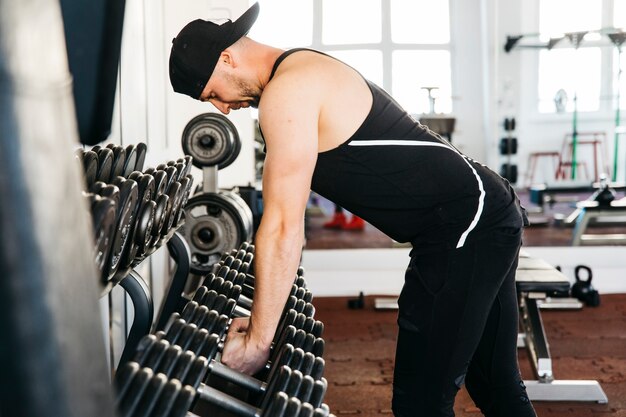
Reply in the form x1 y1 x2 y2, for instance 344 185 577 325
392 227 536 417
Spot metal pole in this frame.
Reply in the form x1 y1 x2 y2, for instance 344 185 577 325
613 46 622 182
0 0 116 416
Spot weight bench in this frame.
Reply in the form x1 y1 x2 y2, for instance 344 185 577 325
374 252 608 403
516 251 608 403
570 199 626 246
529 180 626 211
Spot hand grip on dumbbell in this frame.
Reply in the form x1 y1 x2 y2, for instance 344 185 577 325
163 303 324 369
130 328 324 400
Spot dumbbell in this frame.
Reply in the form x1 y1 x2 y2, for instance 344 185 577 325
118 336 327 417
210 263 309 306
106 144 128 182
90 178 138 280
212 261 307 295
200 272 313 315
85 193 117 283
110 176 142 271
174 297 324 369
121 171 157 264
116 361 312 417
192 281 315 321
179 296 323 351
226 244 304 280
114 363 197 417
78 149 99 188
94 147 114 183
135 325 325 397
126 331 325 401
180 300 323 380
143 166 183 231
122 145 138 178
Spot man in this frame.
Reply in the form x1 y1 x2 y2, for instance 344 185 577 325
169 3 536 416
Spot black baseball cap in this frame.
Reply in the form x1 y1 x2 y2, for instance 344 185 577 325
169 2 260 99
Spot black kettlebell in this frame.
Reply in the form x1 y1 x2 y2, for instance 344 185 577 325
571 265 600 307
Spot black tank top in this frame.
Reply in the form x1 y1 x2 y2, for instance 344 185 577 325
266 49 526 253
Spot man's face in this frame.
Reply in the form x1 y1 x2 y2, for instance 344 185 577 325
199 66 260 114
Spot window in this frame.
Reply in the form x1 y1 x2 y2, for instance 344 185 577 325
391 0 450 44
248 0 453 115
322 0 381 45
392 50 452 114
247 0 313 48
536 0 624 113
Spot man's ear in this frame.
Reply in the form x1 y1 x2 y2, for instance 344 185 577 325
219 51 235 68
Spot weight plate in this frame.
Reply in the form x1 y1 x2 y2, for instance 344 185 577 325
175 162 186 182
135 200 156 255
162 182 182 235
96 148 113 183
174 176 193 226
183 156 193 177
153 170 168 199
82 151 99 188
135 142 148 172
107 178 139 278
181 113 241 169
220 190 254 239
110 146 126 181
164 166 178 193
91 197 117 284
99 184 121 210
123 145 138 177
181 192 252 274
149 194 169 248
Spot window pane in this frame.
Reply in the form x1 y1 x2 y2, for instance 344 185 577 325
248 0 313 48
615 0 626 28
538 48 601 113
539 0 601 39
391 0 449 44
322 0 381 45
392 50 452 114
326 50 383 87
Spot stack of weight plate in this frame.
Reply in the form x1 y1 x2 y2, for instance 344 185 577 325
178 112 255 276
76 142 194 289
114 241 336 417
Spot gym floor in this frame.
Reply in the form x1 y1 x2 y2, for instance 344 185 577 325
304 190 626 415
314 295 626 417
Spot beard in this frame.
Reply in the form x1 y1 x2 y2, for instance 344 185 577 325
234 77 260 108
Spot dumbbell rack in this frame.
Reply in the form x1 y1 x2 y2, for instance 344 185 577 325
77 142 196 369
113 240 337 417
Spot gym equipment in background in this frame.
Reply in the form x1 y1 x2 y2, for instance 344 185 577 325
499 117 518 184
608 32 626 182
180 113 254 274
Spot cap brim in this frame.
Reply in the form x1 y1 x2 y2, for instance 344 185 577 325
229 2 260 43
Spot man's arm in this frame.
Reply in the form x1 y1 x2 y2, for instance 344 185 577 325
221 72 320 374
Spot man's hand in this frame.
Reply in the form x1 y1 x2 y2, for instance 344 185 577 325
221 317 271 375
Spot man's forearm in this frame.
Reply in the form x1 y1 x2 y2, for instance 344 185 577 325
247 220 304 347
